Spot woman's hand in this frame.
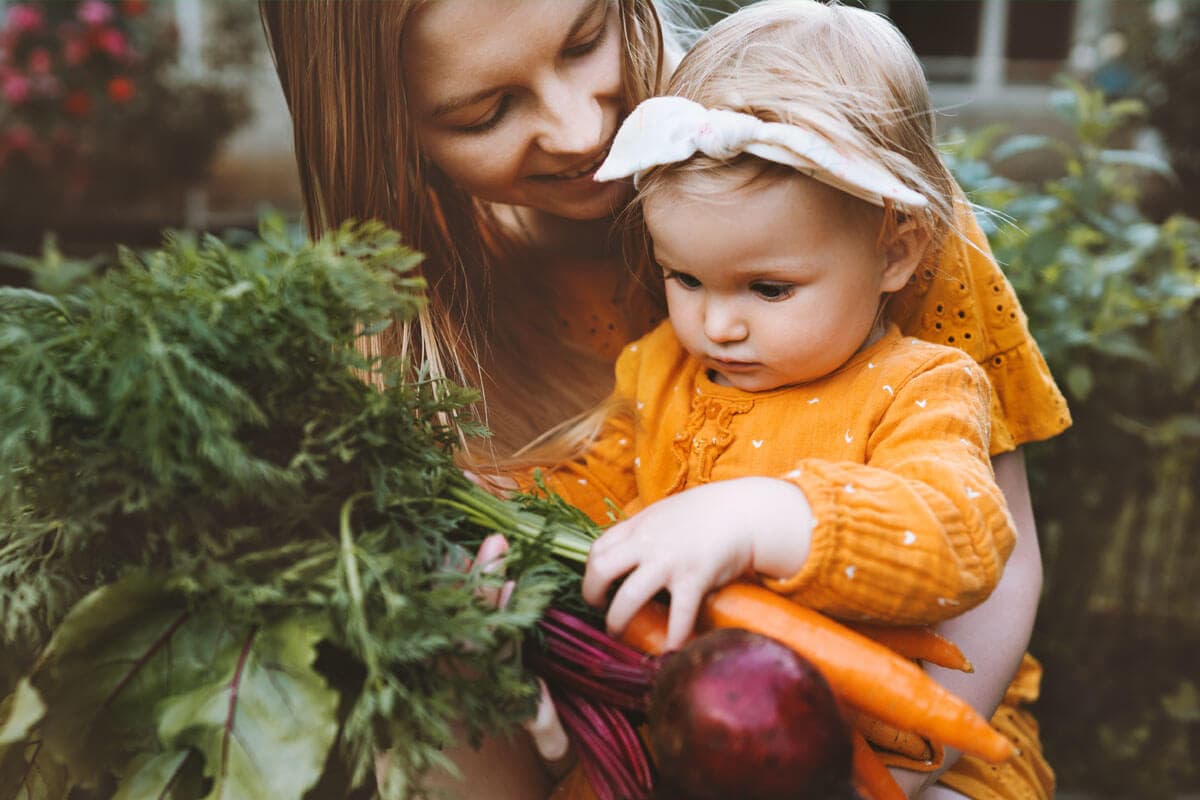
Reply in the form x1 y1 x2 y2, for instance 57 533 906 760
582 477 815 650
475 534 572 773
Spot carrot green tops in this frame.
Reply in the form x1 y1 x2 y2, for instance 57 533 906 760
538 321 1017 626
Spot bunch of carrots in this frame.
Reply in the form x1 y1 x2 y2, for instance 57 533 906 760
449 485 1014 800
622 584 1009 800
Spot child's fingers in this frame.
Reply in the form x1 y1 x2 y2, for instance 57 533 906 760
581 543 639 607
664 584 703 651
587 517 634 556
604 566 666 637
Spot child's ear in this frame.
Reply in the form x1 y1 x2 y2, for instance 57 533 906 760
880 219 931 293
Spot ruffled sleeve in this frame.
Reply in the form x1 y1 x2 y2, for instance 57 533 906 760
764 351 1017 624
889 200 1071 454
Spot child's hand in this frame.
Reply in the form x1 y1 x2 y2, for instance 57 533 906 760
582 477 815 650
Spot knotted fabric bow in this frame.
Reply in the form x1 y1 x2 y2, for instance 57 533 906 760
594 96 928 210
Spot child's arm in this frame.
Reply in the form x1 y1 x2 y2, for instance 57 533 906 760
762 352 1016 625
584 351 1015 647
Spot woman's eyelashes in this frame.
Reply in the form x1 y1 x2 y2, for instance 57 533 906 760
564 22 607 59
459 95 513 134
456 20 607 135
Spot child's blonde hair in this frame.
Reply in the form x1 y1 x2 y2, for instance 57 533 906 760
260 1 683 458
629 0 960 293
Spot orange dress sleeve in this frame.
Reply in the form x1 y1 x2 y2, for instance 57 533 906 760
889 200 1071 454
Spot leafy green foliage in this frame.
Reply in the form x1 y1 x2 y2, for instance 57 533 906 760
944 78 1200 795
0 218 572 798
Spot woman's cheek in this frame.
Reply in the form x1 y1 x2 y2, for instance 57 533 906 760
437 135 527 200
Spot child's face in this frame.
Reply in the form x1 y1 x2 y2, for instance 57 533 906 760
645 174 904 392
403 0 628 221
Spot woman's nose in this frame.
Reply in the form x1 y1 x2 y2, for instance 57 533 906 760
704 301 748 343
536 75 605 155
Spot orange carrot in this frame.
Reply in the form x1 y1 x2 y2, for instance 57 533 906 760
849 709 934 762
695 582 1016 763
852 730 906 800
846 622 974 672
620 599 672 656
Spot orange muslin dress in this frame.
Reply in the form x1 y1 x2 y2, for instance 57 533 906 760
544 205 1066 800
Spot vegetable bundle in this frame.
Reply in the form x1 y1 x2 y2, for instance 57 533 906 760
0 219 1015 800
0 219 576 799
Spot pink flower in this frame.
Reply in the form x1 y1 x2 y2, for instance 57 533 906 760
107 75 134 103
2 72 31 104
64 89 92 117
28 47 53 74
4 4 45 35
97 27 128 59
64 37 90 66
4 125 35 151
77 1 114 27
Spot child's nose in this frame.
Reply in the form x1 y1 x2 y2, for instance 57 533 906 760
704 302 748 343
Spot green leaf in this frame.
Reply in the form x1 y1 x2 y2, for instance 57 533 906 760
1066 364 1095 401
991 133 1062 162
1097 149 1177 179
32 576 203 783
0 680 45 749
0 742 70 800
156 615 338 800
113 750 205 800
1161 681 1200 723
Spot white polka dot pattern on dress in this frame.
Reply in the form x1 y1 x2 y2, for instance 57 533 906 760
752 440 764 448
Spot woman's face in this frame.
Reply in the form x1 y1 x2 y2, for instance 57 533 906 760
403 0 629 221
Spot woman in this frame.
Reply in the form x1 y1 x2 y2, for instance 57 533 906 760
260 2 1068 797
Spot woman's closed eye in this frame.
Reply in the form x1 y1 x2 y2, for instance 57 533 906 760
750 281 795 301
563 24 607 58
663 269 702 289
458 95 513 134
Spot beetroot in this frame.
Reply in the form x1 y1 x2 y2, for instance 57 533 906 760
649 628 854 800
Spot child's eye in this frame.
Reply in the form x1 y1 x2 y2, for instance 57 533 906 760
751 282 794 301
664 270 702 289
459 95 513 134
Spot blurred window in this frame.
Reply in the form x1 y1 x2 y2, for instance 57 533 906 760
878 0 1084 88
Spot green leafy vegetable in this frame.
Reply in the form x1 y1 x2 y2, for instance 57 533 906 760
0 218 579 798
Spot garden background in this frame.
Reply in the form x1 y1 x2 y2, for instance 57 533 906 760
1 1 1197 797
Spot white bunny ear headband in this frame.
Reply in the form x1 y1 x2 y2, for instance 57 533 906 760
594 96 928 211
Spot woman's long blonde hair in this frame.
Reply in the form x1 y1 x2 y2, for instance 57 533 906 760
259 1 679 459
629 0 961 294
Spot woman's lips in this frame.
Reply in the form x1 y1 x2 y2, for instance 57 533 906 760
531 146 611 182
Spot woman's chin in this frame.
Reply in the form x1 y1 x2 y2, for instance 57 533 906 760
528 179 630 222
